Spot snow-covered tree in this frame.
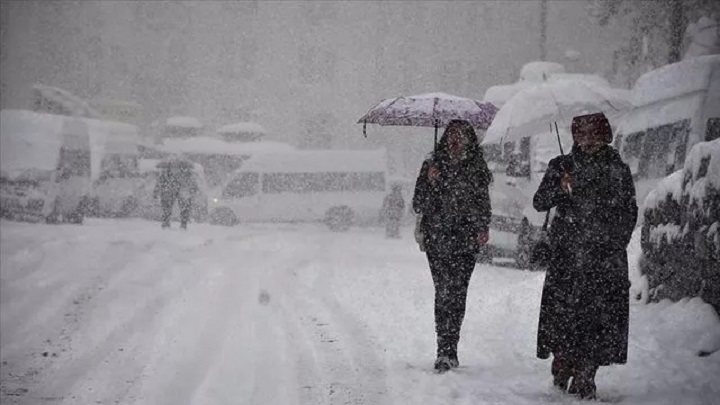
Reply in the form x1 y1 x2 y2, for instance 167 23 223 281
589 0 720 86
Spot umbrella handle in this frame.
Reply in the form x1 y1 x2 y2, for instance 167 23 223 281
554 122 564 156
363 120 367 137
434 120 438 152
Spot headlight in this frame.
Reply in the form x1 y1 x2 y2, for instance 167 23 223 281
213 198 218 204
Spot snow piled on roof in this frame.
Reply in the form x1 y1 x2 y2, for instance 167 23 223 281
0 110 65 178
217 122 267 134
32 84 103 119
633 55 719 107
615 92 704 135
238 149 387 174
548 73 611 88
166 116 203 129
161 136 295 156
483 82 533 108
518 61 566 82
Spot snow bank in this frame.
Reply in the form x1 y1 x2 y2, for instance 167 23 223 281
633 55 719 107
238 149 388 174
0 110 65 178
217 122 267 135
166 116 202 129
161 137 295 156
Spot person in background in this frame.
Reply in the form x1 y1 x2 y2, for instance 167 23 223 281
382 184 406 238
533 112 637 399
412 119 493 373
153 160 199 230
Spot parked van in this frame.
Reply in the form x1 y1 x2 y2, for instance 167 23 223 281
614 55 720 207
85 119 143 217
209 149 388 230
0 110 92 223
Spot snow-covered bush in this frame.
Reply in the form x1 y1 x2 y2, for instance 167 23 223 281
641 139 720 311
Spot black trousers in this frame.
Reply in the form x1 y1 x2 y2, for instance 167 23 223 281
161 197 192 227
426 249 476 358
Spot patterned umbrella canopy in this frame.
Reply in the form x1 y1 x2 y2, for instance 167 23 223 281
358 92 498 133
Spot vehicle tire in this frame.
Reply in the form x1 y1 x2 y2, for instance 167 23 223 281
209 207 237 226
325 206 354 232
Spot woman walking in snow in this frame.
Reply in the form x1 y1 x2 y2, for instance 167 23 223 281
412 119 492 372
533 112 638 399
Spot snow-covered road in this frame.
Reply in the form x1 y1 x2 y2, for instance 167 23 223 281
1 219 718 405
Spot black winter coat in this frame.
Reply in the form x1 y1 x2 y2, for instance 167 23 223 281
154 169 198 202
534 145 637 365
413 155 492 255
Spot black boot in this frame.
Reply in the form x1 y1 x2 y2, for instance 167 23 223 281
434 356 453 373
568 361 597 399
551 355 573 392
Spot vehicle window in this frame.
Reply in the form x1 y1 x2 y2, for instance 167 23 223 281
621 131 644 176
706 118 720 142
637 120 690 179
262 172 386 194
696 156 710 181
483 144 502 165
222 172 259 198
100 154 140 179
57 147 91 180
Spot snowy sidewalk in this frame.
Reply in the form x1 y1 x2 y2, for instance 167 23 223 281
1 219 718 405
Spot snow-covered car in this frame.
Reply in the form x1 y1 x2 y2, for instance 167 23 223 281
85 119 143 217
130 159 210 223
640 139 719 312
614 55 720 208
0 110 92 224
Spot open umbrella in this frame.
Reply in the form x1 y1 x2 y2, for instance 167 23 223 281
358 92 498 146
482 79 631 147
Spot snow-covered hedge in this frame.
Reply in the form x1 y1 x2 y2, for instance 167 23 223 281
641 139 720 311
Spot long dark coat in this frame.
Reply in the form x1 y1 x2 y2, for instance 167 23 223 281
413 155 492 255
534 145 637 365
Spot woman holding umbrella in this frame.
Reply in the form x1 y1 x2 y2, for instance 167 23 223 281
533 112 637 399
412 119 493 373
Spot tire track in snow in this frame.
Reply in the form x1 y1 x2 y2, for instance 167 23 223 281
0 239 156 405
266 234 391 405
3 236 217 404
